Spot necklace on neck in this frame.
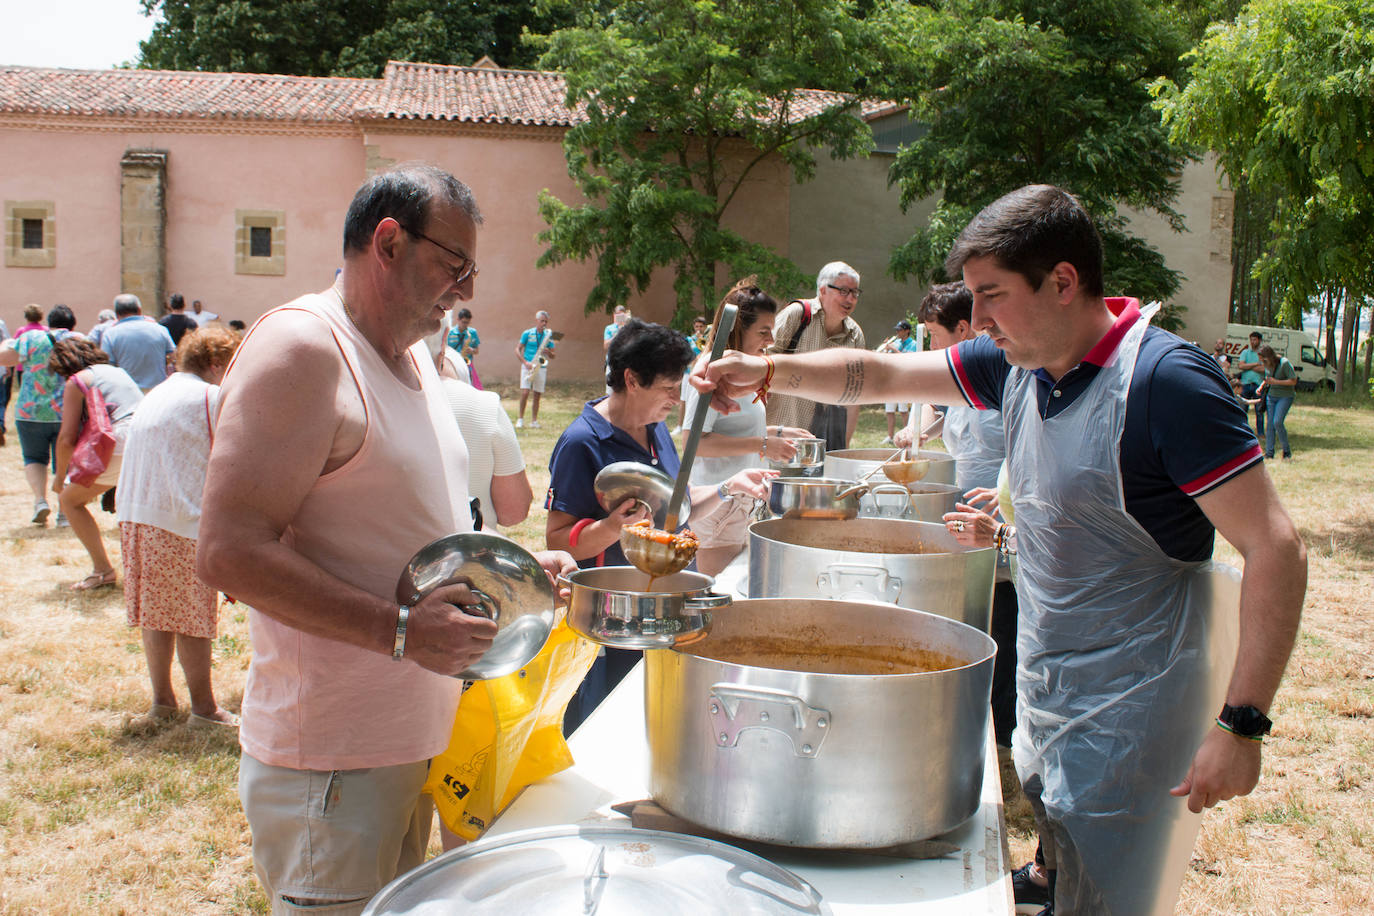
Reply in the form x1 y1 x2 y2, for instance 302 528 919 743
337 290 360 330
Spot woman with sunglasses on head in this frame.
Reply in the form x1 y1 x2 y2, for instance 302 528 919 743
682 278 804 575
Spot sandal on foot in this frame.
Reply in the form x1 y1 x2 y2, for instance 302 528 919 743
190 710 240 729
71 570 117 591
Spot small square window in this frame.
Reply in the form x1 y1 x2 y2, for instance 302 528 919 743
249 225 272 258
22 218 43 249
235 208 285 276
6 201 56 268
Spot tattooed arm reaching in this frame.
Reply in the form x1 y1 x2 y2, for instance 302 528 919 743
694 347 964 416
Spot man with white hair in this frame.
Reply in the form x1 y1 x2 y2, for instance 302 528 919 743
100 294 176 392
766 261 867 448
89 309 118 346
515 309 556 428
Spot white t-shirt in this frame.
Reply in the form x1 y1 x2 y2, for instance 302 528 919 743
116 371 213 539
683 388 765 486
441 379 524 528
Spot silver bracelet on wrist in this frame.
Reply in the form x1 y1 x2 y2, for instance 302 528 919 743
392 604 410 660
717 481 731 500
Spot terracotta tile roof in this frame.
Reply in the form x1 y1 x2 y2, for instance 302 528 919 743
362 61 582 125
0 61 899 128
366 61 897 127
0 65 372 122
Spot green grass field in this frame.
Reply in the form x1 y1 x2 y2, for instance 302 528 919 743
0 385 1370 913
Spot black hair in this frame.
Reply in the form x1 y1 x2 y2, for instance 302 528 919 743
945 185 1104 298
457 308 473 321
342 164 483 256
47 304 76 330
606 319 694 392
169 293 185 311
916 282 972 332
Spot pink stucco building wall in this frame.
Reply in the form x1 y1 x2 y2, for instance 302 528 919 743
0 64 792 382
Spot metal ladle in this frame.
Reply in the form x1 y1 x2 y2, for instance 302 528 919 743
621 304 739 580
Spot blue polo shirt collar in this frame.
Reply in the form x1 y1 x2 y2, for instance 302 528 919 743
1031 297 1141 416
580 397 667 465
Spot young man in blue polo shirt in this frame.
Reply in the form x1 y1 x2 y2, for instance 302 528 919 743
695 184 1306 916
515 310 555 428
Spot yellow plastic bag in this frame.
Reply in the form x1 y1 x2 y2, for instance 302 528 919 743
424 618 598 841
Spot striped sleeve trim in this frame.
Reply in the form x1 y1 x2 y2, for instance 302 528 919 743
1180 444 1264 496
946 345 987 410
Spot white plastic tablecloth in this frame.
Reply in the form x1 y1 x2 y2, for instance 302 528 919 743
488 661 1014 914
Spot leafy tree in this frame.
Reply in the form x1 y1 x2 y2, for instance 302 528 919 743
872 0 1193 324
534 0 878 323
1152 0 1374 389
137 0 567 76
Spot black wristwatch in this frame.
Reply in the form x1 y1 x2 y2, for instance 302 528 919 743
1216 703 1272 741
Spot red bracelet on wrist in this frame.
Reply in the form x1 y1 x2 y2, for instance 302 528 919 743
569 517 606 567
569 518 594 546
753 355 776 405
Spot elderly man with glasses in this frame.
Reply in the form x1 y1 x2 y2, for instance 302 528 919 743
765 261 867 448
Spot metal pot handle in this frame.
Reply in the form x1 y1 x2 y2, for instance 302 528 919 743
816 563 903 603
685 592 733 610
833 481 869 501
708 683 831 758
868 483 913 517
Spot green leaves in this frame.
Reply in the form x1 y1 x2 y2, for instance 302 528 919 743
875 0 1190 302
536 0 875 324
1154 0 1374 307
137 0 570 76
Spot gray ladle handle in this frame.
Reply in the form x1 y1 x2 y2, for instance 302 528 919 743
665 304 738 528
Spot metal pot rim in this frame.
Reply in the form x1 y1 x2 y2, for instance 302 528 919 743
671 597 995 676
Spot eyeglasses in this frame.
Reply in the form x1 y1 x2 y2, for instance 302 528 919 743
826 284 862 298
397 222 479 285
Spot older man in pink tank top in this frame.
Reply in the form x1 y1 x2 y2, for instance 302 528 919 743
198 166 573 914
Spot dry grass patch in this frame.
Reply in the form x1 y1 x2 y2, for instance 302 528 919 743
0 389 1370 912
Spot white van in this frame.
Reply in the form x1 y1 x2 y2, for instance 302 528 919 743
1222 324 1334 391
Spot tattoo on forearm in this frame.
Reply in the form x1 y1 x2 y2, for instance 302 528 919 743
786 373 802 390
839 358 864 404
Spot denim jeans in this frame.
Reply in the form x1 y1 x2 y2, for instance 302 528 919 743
1265 396 1293 458
1241 382 1266 437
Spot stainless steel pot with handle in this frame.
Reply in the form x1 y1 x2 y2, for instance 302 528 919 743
824 448 957 486
563 567 731 649
860 480 963 523
646 597 996 848
748 516 994 631
766 476 868 519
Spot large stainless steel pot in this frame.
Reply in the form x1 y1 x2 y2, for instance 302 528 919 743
748 517 994 631
859 480 963 523
824 448 957 487
646 597 996 848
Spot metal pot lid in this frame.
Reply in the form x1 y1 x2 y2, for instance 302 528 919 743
362 825 829 915
594 461 690 529
395 532 557 680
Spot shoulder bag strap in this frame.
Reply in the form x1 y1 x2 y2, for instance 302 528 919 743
783 300 814 354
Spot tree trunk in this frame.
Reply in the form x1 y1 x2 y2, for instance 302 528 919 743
1337 291 1356 393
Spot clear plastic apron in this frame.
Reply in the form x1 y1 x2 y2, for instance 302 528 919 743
943 403 1005 493
1005 309 1240 915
